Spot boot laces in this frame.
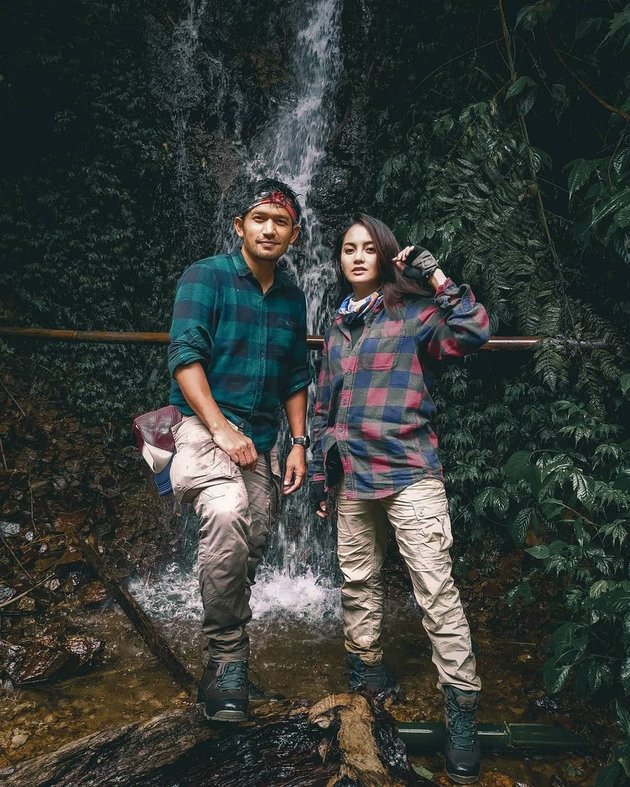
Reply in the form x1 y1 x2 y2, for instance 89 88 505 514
446 693 477 751
216 662 247 692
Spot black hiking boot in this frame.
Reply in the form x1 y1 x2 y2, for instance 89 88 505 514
443 685 481 784
198 665 283 704
346 653 400 698
199 660 249 722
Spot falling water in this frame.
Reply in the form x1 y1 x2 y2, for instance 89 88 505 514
137 0 344 621
250 0 341 335
211 0 344 575
249 0 342 577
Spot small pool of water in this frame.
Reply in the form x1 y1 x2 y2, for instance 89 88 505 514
1 566 603 785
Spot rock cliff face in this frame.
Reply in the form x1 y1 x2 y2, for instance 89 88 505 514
147 0 391 255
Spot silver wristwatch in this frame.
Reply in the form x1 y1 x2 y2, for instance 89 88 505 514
290 435 311 448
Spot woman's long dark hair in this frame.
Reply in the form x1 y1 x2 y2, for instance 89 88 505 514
333 213 430 316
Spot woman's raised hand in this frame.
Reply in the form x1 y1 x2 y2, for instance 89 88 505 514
392 246 446 288
391 245 417 272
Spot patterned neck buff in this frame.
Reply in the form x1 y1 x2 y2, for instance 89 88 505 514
338 291 383 325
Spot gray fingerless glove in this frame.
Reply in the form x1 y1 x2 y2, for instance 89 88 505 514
309 480 327 512
401 246 439 282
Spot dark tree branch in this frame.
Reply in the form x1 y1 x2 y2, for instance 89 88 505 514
547 35 630 123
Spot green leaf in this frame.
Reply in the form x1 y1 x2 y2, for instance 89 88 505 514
530 146 553 172
612 148 629 177
516 2 558 31
506 578 534 606
518 89 537 116
506 76 537 99
589 580 611 598
504 450 534 483
602 7 630 44
575 17 604 40
510 507 533 545
516 5 538 30
474 486 510 518
616 701 630 737
412 764 434 779
621 374 630 396
566 159 594 202
543 661 572 693
587 661 612 692
525 544 550 559
458 102 488 123
614 203 630 228
620 655 630 694
571 470 596 507
433 114 454 138
591 189 630 228
592 587 630 616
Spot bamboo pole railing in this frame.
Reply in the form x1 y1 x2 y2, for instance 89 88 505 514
0 327 609 352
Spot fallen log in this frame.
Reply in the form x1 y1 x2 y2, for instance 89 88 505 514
309 694 416 787
0 694 436 787
59 524 197 697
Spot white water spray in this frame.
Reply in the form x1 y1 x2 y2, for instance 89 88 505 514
148 0 344 619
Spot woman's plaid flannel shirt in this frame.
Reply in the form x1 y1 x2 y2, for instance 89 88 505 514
310 278 490 500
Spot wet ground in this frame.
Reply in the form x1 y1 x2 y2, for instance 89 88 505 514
1 565 610 786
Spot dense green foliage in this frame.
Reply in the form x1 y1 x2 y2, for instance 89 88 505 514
1 0 629 779
357 1 630 780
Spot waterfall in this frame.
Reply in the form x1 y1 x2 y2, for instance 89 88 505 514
251 0 341 336
211 0 343 576
248 0 342 576
137 0 344 620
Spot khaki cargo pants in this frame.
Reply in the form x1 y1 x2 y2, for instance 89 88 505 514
170 416 281 663
337 477 481 693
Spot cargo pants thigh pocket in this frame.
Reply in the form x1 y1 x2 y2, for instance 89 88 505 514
169 416 238 503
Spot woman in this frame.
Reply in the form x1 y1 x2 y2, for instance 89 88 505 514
309 213 490 785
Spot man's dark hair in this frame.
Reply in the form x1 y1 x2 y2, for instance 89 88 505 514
238 177 302 224
333 213 430 315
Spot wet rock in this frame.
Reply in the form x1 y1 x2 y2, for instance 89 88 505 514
52 476 67 491
11 731 29 748
0 520 20 537
78 581 109 607
1 676 17 695
54 549 86 575
0 630 103 685
16 596 36 613
30 480 52 498
535 695 560 712
0 586 16 603
44 577 61 592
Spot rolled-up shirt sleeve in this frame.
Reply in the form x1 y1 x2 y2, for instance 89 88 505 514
281 293 311 400
167 264 217 377
420 278 490 360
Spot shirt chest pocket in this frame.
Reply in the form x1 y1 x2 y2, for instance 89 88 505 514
358 323 404 370
269 314 299 359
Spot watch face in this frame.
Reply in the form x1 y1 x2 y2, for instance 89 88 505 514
292 436 310 448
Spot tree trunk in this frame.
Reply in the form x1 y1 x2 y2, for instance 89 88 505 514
0 695 436 787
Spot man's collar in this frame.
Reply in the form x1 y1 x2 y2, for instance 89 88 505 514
230 248 251 278
230 248 287 291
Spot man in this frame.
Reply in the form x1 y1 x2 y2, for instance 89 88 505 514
167 178 310 722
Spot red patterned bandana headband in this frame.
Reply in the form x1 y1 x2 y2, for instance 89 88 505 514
244 190 299 223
